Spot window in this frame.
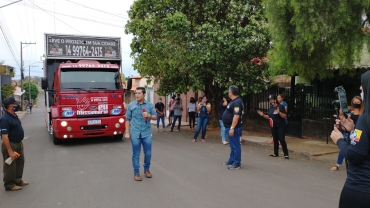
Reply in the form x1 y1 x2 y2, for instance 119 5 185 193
60 68 121 91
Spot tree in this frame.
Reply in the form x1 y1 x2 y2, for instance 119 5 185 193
121 74 126 85
0 61 15 101
126 0 270 124
263 0 370 80
22 82 39 102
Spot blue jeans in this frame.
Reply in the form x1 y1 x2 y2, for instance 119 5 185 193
337 132 347 165
194 115 209 139
171 115 182 130
225 127 242 166
131 135 152 174
156 113 165 128
219 120 227 142
337 152 344 165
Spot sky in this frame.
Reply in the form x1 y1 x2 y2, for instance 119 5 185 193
0 0 138 80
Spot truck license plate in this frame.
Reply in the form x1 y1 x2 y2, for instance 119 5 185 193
88 119 101 125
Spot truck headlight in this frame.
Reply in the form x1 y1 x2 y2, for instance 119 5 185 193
61 121 68 127
119 118 124 123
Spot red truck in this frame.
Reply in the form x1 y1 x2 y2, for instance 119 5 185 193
41 34 126 145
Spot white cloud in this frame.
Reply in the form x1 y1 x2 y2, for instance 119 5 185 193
0 0 138 79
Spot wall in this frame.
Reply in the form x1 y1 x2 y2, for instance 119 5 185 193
152 83 203 122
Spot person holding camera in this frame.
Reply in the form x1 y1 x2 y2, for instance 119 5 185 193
193 95 211 142
331 96 363 171
1 97 29 191
331 71 370 207
258 94 289 159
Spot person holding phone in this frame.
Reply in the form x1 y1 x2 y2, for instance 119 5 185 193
330 72 370 207
193 95 211 142
331 96 363 171
257 94 289 159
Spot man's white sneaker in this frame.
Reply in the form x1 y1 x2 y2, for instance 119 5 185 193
222 141 229 145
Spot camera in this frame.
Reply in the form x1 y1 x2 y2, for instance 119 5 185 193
333 86 352 119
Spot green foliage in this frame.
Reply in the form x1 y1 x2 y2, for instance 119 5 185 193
263 0 370 80
121 74 126 85
22 82 39 101
0 61 15 101
125 0 271 99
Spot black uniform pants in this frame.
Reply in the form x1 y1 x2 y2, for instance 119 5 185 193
2 142 25 189
271 126 289 156
188 112 196 128
339 186 370 208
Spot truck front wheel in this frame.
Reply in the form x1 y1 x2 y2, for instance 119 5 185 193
53 134 62 145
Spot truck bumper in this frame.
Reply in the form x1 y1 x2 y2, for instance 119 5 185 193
52 116 126 139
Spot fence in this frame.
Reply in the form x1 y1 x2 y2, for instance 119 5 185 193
246 86 357 138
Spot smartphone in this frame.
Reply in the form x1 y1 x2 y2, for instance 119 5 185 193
202 98 204 104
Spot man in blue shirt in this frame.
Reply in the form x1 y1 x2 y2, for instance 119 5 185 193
1 97 28 191
222 85 244 170
125 87 157 181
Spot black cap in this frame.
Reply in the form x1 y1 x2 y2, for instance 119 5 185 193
3 97 21 105
267 94 277 100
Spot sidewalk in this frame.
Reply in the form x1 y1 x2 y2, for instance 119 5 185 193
151 118 340 164
15 111 28 120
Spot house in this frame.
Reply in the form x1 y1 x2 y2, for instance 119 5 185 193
126 76 204 123
125 75 155 109
13 86 25 101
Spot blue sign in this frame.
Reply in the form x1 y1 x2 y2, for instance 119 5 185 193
110 109 121 115
62 110 76 117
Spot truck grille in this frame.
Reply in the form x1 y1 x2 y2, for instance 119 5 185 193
80 125 107 130
76 114 110 118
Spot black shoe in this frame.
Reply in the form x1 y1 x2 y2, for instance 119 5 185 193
170 129 173 132
222 161 233 166
228 164 241 170
269 154 278 157
284 155 289 159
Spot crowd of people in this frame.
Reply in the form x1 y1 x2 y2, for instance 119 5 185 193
4 71 370 208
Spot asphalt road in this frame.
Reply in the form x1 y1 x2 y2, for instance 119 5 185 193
0 94 346 208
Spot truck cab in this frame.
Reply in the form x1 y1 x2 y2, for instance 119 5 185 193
42 60 126 144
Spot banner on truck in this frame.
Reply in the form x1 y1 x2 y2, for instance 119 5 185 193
45 34 121 60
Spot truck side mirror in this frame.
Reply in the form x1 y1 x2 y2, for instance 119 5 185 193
41 78 48 90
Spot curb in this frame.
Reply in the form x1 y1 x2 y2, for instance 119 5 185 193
150 123 337 162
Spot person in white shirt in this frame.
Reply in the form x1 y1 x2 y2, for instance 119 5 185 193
187 97 197 130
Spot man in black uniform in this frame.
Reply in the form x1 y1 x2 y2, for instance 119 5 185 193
1 97 28 191
222 85 244 170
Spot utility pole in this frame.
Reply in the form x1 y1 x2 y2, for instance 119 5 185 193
20 42 36 110
28 65 37 105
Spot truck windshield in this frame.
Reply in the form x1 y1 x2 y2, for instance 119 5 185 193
60 68 122 91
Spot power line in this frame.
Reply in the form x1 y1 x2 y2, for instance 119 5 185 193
29 0 127 23
24 0 32 62
22 1 124 28
28 0 84 34
0 17 20 67
65 0 129 19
